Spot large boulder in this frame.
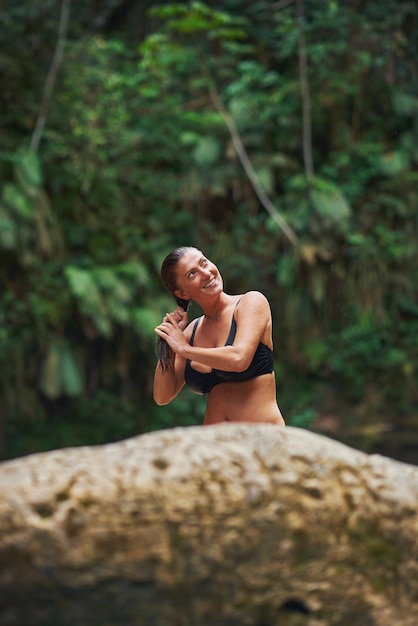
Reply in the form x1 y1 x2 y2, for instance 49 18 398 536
0 424 417 626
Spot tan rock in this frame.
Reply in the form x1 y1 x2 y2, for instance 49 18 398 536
0 424 417 625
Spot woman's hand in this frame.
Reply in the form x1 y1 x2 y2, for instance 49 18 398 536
159 306 189 330
154 309 189 354
170 306 189 331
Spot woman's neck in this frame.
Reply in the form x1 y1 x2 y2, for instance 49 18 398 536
201 293 233 321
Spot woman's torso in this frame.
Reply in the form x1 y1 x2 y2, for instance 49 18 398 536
184 314 273 394
183 295 284 425
204 373 283 424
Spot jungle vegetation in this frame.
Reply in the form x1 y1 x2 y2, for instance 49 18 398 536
1 0 417 460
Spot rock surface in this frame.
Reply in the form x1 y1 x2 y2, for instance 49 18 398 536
0 424 417 626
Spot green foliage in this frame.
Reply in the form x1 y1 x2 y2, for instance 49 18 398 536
310 177 351 234
65 262 153 339
0 149 63 265
192 136 222 166
149 2 246 37
0 0 417 460
40 338 84 399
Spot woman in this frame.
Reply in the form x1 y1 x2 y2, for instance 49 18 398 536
153 246 285 426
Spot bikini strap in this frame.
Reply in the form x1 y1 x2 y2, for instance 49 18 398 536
189 317 201 346
191 300 240 347
225 299 242 345
234 298 242 311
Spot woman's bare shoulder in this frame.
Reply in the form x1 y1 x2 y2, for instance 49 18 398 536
238 290 270 306
183 316 202 341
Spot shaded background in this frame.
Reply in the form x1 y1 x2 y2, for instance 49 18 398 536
1 0 417 462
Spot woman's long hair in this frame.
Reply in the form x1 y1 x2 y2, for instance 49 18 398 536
156 247 193 373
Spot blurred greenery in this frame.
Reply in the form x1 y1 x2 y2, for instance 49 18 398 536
0 0 417 462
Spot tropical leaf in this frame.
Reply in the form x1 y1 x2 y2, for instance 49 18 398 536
107 297 131 324
276 253 297 287
65 266 112 336
392 91 418 116
303 338 329 371
60 343 84 396
380 151 410 175
17 149 43 187
310 178 351 232
39 339 62 399
253 165 274 194
65 266 97 300
2 183 33 219
132 307 161 338
40 339 84 399
192 136 222 166
125 261 152 288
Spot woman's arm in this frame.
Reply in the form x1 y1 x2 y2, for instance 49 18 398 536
153 351 186 405
154 292 271 373
153 307 190 405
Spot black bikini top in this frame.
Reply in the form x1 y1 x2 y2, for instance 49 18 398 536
184 309 273 396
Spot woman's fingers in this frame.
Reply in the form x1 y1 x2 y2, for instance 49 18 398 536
161 307 188 327
155 320 180 338
154 320 187 355
156 309 188 336
155 321 172 333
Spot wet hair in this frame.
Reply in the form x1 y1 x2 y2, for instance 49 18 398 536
156 246 194 372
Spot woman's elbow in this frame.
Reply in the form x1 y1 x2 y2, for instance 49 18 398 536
153 391 171 406
153 382 182 405
232 352 252 372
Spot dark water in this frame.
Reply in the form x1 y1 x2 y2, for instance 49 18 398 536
367 434 418 466
342 430 418 466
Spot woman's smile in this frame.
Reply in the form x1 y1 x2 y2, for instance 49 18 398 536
204 276 217 288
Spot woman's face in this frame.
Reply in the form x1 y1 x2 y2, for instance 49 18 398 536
174 248 223 302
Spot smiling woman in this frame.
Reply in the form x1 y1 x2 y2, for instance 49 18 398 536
153 246 285 426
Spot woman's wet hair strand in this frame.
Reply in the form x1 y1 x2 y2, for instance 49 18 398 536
156 247 193 372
